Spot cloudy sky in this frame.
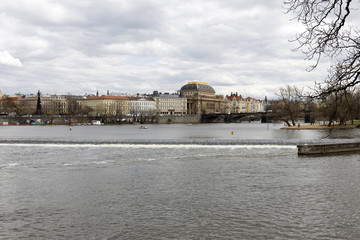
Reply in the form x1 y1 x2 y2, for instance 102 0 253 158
0 0 353 99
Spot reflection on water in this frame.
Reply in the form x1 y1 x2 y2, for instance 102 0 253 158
0 123 360 239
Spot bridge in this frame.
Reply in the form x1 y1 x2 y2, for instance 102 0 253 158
201 112 274 123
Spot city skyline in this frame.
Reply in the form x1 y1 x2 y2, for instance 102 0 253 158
1 81 266 102
1 1 359 99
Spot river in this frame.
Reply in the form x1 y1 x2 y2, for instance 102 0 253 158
0 123 359 239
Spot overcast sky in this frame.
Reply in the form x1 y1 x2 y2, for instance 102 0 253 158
1 0 356 99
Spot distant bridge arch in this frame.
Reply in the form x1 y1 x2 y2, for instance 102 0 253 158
201 112 274 123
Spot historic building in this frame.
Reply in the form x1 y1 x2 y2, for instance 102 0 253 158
41 94 67 115
245 97 264 113
226 94 246 114
180 81 226 114
17 94 37 115
82 96 131 117
15 92 83 116
226 93 265 114
152 91 187 115
129 97 155 115
0 83 265 119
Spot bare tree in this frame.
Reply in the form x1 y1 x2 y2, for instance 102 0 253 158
285 0 360 97
1 96 19 115
272 85 303 126
80 105 93 116
318 89 358 126
67 97 80 116
114 103 124 123
130 105 155 124
318 95 338 126
350 89 360 122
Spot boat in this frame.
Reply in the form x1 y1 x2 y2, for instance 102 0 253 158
139 126 148 129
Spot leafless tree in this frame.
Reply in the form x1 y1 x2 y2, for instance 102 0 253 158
318 95 338 126
80 105 93 116
317 89 360 126
272 85 304 126
114 104 124 122
1 96 19 115
350 89 360 122
130 106 155 124
67 97 81 116
285 0 360 97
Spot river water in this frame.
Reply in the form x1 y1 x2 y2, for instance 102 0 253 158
1 123 360 239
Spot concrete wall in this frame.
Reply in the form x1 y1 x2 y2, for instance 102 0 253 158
298 142 360 155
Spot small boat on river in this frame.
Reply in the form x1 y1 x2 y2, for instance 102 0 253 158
139 126 148 129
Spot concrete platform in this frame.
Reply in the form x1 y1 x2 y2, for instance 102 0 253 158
297 142 360 155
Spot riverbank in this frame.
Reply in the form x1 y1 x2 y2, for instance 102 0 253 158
281 124 360 130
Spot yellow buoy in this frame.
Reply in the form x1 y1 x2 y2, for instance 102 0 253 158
231 131 234 135
69 126 72 131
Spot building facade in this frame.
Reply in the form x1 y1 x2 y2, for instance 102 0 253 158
180 81 226 114
15 93 84 116
17 94 37 115
82 96 131 117
129 97 155 115
226 94 265 114
41 94 67 115
152 91 187 115
226 94 246 114
245 97 264 113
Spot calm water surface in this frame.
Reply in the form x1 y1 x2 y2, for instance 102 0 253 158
0 123 360 239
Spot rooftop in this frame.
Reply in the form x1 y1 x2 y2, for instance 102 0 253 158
180 81 215 93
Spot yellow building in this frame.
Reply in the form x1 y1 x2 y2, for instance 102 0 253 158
180 81 225 114
82 96 131 117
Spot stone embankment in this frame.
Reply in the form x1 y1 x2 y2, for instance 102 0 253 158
282 124 360 155
298 142 360 155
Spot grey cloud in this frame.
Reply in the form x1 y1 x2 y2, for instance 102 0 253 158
0 0 346 99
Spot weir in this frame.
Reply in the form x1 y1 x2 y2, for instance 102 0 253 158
0 138 299 146
0 137 356 147
297 142 360 155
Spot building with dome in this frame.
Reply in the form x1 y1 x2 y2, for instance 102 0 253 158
180 81 226 114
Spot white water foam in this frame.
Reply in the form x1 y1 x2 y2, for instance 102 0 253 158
62 161 112 166
0 138 358 149
0 143 296 149
0 163 21 168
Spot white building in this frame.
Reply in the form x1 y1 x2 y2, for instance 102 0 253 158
130 97 155 115
152 92 187 115
246 97 264 113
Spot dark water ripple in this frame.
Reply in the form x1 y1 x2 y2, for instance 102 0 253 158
1 125 360 239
